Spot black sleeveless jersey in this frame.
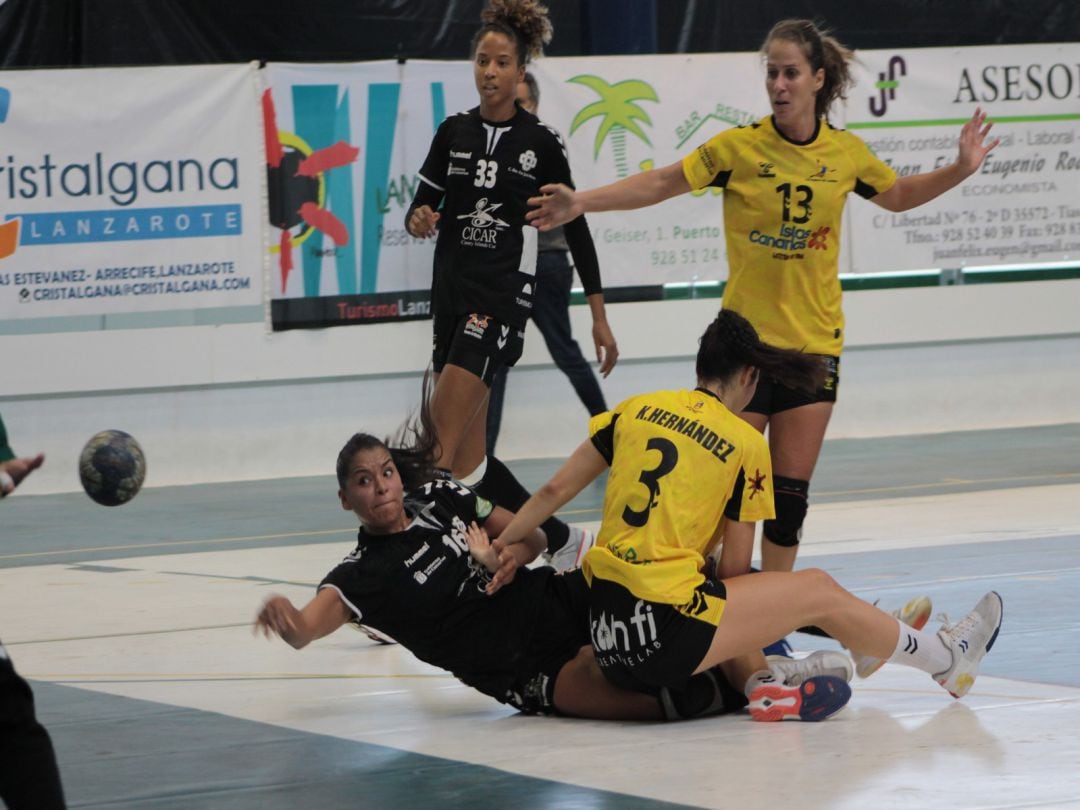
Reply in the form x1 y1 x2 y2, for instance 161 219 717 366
319 478 555 698
417 105 576 328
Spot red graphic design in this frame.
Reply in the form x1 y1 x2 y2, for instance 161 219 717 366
748 468 767 500
809 226 831 250
263 89 360 292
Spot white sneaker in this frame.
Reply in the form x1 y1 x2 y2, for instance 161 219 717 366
768 650 854 686
543 525 594 573
934 591 1004 698
853 595 934 679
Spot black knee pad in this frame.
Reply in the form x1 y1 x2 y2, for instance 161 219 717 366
763 476 809 547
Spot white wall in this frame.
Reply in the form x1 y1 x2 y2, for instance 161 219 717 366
4 278 1080 495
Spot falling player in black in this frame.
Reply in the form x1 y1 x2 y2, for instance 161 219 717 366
405 0 617 568
255 428 764 721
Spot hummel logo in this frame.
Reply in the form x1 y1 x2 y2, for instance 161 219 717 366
958 640 969 653
903 634 918 654
497 324 509 349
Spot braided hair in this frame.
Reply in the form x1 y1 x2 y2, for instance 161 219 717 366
763 19 854 121
335 372 440 494
696 309 826 395
471 0 553 65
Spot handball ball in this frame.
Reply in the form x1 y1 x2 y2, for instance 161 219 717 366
78 429 146 506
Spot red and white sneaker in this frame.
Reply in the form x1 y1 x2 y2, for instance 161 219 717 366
748 675 851 722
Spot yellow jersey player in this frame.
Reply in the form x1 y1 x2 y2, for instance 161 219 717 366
525 19 998 601
490 310 1005 720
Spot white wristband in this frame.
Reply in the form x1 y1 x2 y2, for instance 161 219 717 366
0 470 14 496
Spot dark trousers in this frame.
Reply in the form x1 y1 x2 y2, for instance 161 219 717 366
0 642 66 809
487 251 608 453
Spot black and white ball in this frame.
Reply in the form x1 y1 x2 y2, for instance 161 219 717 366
78 430 146 506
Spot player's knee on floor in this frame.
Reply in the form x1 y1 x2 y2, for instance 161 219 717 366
763 476 809 548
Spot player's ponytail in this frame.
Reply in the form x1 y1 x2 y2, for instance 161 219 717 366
696 309 825 395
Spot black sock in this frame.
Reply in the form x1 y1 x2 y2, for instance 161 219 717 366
473 455 569 552
658 668 748 721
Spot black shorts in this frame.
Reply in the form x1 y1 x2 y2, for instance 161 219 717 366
744 354 839 416
499 568 592 716
432 311 526 385
587 575 727 694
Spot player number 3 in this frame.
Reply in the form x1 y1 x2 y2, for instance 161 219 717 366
622 438 679 528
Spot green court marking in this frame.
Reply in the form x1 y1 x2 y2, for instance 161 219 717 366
849 112 1080 129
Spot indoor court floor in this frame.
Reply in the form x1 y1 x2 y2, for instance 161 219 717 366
2 423 1080 809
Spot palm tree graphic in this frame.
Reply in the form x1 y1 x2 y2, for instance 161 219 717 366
568 76 658 178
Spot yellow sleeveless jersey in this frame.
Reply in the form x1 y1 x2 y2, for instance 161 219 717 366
582 388 775 606
682 116 896 355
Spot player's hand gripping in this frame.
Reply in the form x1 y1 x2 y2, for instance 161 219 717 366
465 520 498 572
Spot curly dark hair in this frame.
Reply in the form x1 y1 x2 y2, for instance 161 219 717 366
471 0 553 65
696 309 826 395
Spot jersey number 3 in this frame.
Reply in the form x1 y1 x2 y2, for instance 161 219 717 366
622 437 679 528
474 159 499 188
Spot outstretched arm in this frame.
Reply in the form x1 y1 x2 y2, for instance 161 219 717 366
254 588 351 650
872 107 999 212
527 160 691 231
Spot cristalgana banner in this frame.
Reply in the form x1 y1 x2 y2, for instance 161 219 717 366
846 43 1080 271
0 63 265 319
264 60 476 330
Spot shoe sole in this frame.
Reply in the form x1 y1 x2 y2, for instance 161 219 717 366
855 595 934 679
748 675 851 722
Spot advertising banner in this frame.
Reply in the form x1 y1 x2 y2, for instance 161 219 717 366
847 44 1080 271
264 61 476 330
532 52 765 287
0 63 265 319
